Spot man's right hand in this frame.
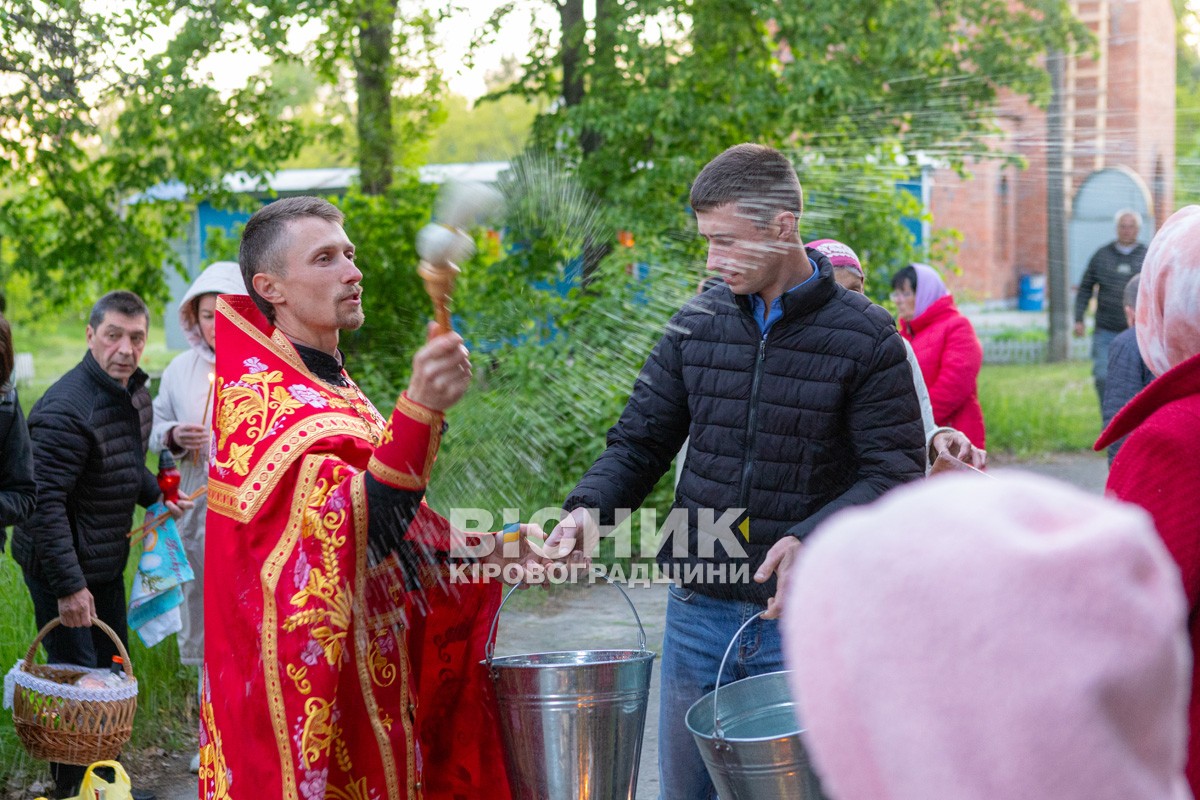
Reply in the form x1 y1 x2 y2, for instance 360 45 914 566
405 322 473 412
58 587 95 628
1073 321 1085 338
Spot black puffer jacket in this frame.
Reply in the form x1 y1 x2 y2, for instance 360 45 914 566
12 352 159 597
564 256 925 604
0 386 37 540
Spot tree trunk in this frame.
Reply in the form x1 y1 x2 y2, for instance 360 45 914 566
1046 48 1070 362
355 0 397 195
559 0 586 109
580 0 616 155
559 0 612 281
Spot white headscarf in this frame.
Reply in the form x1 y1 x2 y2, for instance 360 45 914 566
1136 205 1200 376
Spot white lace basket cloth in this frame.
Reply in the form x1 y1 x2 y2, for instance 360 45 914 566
5 662 138 709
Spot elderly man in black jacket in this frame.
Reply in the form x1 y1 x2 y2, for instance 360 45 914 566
1074 209 1147 404
12 290 188 800
546 143 925 800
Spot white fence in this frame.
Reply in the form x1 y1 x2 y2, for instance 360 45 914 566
980 337 1092 365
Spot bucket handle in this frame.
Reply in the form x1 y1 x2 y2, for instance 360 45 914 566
712 610 765 741
484 575 649 665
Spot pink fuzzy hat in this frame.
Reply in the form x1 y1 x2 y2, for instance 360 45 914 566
783 472 1191 800
807 238 863 278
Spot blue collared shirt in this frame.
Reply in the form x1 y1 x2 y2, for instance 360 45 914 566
749 258 819 337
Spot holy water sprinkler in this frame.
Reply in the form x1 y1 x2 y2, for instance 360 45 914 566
416 180 504 335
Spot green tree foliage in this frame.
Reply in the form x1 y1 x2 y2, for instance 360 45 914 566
488 0 1085 292
1175 0 1200 206
423 93 539 164
0 0 454 321
218 0 447 188
419 0 1089 527
0 0 303 317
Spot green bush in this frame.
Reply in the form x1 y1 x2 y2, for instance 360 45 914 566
983 327 1048 344
427 258 685 564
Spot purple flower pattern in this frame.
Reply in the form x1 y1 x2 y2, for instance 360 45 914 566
287 384 330 408
294 551 312 591
299 768 328 800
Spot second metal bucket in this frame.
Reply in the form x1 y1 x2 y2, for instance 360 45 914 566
685 612 824 800
484 579 656 800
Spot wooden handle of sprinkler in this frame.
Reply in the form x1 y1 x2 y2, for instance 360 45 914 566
418 260 460 335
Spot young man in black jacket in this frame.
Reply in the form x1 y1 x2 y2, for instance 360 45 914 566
12 291 189 800
546 144 926 800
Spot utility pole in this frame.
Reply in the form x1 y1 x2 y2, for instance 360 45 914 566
1046 48 1070 362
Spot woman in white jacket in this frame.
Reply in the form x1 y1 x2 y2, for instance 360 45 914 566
149 261 245 691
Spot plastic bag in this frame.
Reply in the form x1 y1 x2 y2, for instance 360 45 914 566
69 760 133 800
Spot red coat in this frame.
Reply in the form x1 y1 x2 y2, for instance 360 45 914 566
1097 350 1200 793
899 295 986 448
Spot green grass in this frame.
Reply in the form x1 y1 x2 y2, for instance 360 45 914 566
978 360 1100 456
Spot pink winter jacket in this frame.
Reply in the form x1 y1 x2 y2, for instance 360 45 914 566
900 294 985 448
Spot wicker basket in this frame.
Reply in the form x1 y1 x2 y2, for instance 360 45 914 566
9 617 138 765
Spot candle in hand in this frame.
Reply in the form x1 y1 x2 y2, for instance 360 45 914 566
193 373 216 467
201 372 215 424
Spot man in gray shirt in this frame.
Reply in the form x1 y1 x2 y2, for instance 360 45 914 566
1074 209 1147 404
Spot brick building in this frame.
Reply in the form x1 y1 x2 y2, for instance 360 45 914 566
927 0 1175 302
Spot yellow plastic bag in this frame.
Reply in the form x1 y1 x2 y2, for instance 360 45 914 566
69 760 133 800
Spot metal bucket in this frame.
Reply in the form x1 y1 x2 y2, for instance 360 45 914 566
685 612 824 800
484 578 656 800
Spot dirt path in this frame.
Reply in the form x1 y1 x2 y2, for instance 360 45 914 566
11 452 1109 800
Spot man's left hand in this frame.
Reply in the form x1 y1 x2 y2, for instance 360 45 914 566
482 523 547 585
755 536 803 620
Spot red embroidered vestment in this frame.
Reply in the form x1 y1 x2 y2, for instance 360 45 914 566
199 295 509 800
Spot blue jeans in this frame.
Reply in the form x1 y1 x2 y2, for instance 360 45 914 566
1091 326 1120 406
659 585 785 800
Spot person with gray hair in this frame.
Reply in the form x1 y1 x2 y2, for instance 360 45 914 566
1074 209 1147 404
1100 273 1154 463
12 290 191 800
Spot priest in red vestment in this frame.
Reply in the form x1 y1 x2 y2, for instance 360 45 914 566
200 196 525 800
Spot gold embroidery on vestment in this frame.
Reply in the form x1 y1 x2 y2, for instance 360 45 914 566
284 472 352 666
260 454 328 800
351 475 406 798
285 664 312 696
198 667 232 799
368 631 398 688
208 415 373 524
